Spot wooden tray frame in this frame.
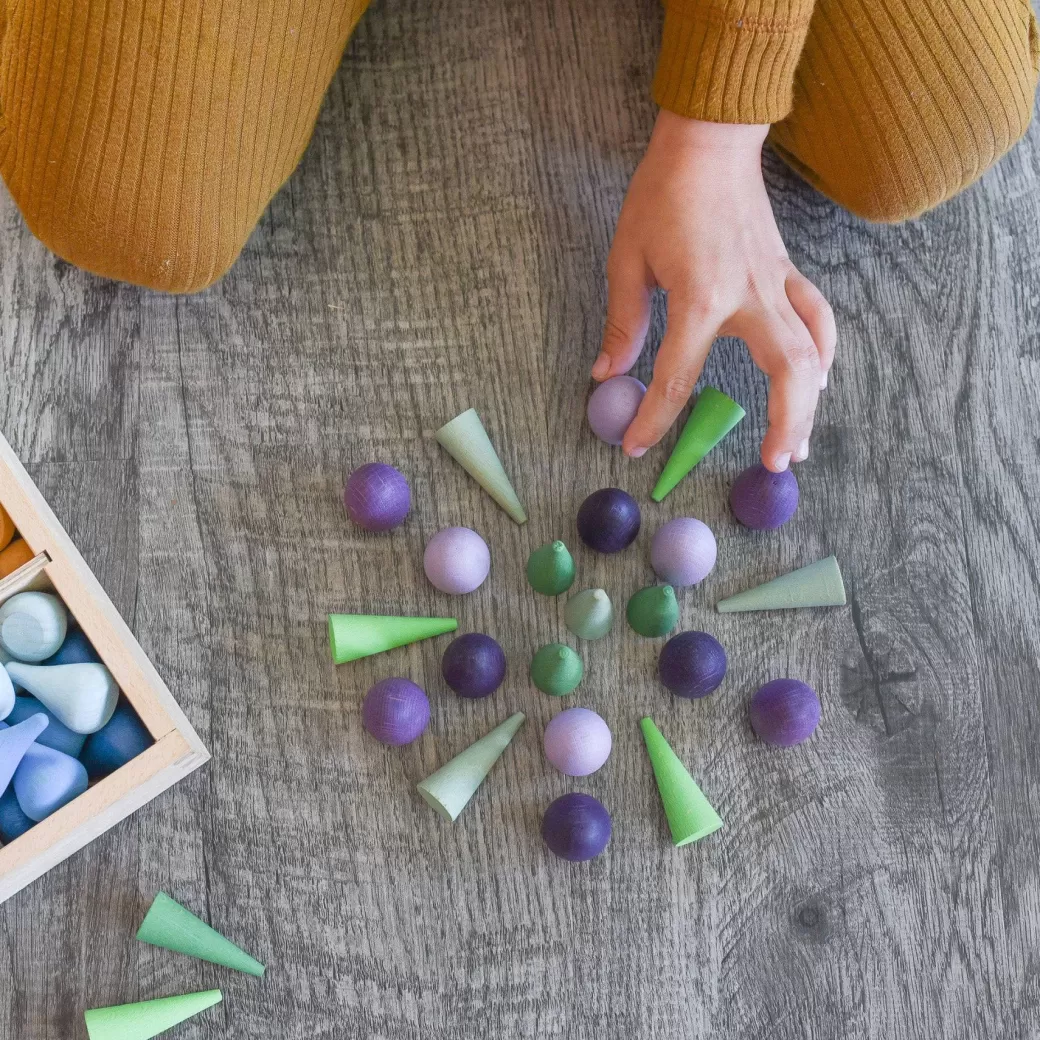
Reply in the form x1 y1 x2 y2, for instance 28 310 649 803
0 434 209 904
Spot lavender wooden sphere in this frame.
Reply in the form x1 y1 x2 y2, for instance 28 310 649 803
659 631 727 698
424 527 490 594
576 488 641 554
542 793 612 862
749 679 821 746
362 678 430 746
344 463 411 532
543 707 612 776
650 517 716 586
730 463 799 530
441 633 506 698
587 376 646 446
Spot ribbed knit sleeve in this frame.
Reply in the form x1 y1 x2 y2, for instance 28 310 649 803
653 0 816 124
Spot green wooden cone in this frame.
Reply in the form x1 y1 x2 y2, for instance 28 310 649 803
716 556 846 613
436 408 527 524
651 387 745 502
529 643 584 696
564 588 614 641
328 614 457 664
417 712 526 821
626 585 679 637
137 892 265 976
84 990 222 1040
640 717 722 847
526 540 576 596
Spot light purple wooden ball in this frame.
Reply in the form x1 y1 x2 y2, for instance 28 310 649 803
543 707 612 776
587 376 647 446
423 527 490 594
344 463 411 532
730 463 799 530
749 679 820 747
362 678 430 746
650 517 717 587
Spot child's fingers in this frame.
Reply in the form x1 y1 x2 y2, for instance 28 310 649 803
785 269 836 388
593 250 653 381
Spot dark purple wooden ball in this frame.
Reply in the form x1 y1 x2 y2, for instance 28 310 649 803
749 679 820 746
541 793 612 862
441 633 507 699
730 463 799 530
576 488 641 553
344 463 411 532
659 631 727 698
362 678 430 745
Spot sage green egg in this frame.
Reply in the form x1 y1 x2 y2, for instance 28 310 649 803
626 585 679 638
526 540 576 596
530 643 584 696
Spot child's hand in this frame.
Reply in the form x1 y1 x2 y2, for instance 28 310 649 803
593 111 835 471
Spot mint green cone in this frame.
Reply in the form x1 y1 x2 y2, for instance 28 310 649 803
564 588 614 640
716 556 846 613
84 990 222 1040
626 585 679 637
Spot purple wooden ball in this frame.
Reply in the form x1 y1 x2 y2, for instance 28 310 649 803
730 463 799 530
659 631 727 698
576 488 641 554
344 463 411 532
650 517 716 587
543 707 612 776
749 679 821 747
587 376 646 446
542 793 612 862
362 678 430 746
424 527 490 594
441 633 506 698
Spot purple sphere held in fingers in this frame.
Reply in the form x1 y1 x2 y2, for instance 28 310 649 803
730 463 799 530
587 376 647 446
659 631 727 698
749 679 821 747
441 633 507 698
424 527 491 594
543 707 612 776
344 463 411 532
362 678 430 746
651 517 717 586
542 793 612 862
577 488 641 553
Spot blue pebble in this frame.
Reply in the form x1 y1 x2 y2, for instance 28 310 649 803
79 700 154 780
0 786 34 842
41 629 100 667
13 742 89 821
5 696 86 758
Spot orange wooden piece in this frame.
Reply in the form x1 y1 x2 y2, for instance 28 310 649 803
0 505 13 553
0 539 33 578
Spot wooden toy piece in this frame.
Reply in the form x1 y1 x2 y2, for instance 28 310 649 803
436 408 527 524
0 714 48 797
659 632 727 699
361 678 430 746
327 614 457 665
441 634 507 699
13 741 89 821
423 527 490 595
80 700 155 780
0 786 34 842
749 679 821 747
576 488 640 553
417 712 525 821
0 591 68 662
543 707 612 777
84 989 223 1040
640 717 723 847
0 538 34 579
5 662 119 734
529 643 584 697
137 891 266 976
730 463 799 530
5 695 87 757
542 793 612 861
564 588 614 641
716 556 846 613
42 628 101 666
652 387 746 501
651 517 717 587
626 585 679 638
0 664 12 722
586 376 646 446
343 462 411 532
525 540 575 597
0 504 13 553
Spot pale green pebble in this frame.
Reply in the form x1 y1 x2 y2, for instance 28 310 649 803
626 585 679 638
526 540 576 596
530 643 584 696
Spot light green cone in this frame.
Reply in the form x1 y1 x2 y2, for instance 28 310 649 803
626 585 679 637
417 712 526 821
716 556 846 613
137 892 265 976
328 614 457 664
436 408 527 524
652 387 745 502
529 643 584 696
526 540 576 596
84 990 222 1040
640 717 722 847
564 588 613 640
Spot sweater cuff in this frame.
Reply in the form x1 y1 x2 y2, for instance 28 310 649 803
653 1 815 125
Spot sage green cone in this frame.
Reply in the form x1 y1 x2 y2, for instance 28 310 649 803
137 892 265 976
84 990 222 1040
526 540 576 596
564 588 613 640
530 643 584 696
626 585 679 637
716 556 846 613
652 387 746 502
328 614 457 664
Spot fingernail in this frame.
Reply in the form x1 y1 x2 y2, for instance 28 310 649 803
774 452 792 472
592 353 611 380
794 439 809 462
628 446 647 458
820 372 828 390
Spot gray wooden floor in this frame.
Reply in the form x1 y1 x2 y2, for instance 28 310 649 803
3 1 1040 1037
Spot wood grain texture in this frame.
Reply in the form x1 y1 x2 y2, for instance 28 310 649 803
1 0 1039 1036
